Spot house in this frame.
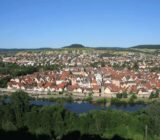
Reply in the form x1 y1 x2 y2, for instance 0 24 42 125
112 79 121 87
126 85 137 94
92 85 100 92
91 79 97 86
55 82 66 92
137 88 151 98
83 88 92 94
7 82 25 90
76 87 83 93
103 84 121 98
121 81 136 88
92 85 101 97
7 82 13 90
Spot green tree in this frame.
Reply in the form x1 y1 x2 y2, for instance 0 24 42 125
132 62 139 71
0 76 11 88
122 92 128 98
11 91 30 128
147 102 160 136
116 93 122 98
129 94 137 104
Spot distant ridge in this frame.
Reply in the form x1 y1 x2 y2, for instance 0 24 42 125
0 47 54 51
1 44 160 51
131 45 160 49
37 47 53 50
95 47 124 50
63 44 86 48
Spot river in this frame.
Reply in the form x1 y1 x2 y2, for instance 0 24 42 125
31 100 147 114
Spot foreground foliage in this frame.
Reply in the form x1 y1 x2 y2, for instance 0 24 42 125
0 91 160 140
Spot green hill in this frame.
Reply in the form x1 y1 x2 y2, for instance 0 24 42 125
63 44 86 49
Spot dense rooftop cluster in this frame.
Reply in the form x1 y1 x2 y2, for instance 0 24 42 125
1 48 160 98
8 66 160 98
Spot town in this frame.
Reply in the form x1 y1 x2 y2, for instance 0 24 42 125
1 45 160 99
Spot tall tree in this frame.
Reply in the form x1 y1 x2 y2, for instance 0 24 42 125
11 91 30 128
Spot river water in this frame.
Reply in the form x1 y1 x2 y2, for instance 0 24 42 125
31 100 147 114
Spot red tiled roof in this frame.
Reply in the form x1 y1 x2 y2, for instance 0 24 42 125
105 84 120 92
156 82 160 88
92 85 100 90
44 82 53 88
57 82 66 89
60 71 70 80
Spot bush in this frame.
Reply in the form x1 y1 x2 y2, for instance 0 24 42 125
95 98 107 104
83 96 93 103
110 98 127 106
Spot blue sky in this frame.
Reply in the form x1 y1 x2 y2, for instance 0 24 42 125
0 0 160 48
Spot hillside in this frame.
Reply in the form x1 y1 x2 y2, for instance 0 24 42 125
131 45 160 49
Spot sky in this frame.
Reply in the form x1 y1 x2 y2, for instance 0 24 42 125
0 0 160 48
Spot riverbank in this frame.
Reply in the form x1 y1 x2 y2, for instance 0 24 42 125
0 88 159 107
